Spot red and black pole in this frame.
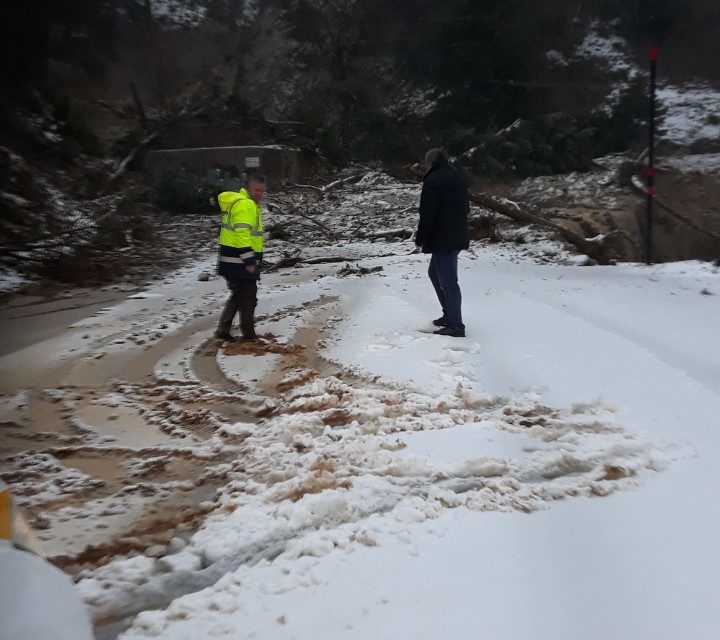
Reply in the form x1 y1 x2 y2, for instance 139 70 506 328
646 45 658 265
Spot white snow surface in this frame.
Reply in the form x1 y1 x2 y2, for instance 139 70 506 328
4 172 718 638
148 0 258 28
575 22 720 146
61 224 718 638
657 85 720 146
577 27 639 78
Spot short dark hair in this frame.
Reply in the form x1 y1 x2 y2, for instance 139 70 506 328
425 148 448 167
244 173 266 188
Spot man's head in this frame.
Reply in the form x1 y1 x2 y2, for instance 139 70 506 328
245 174 267 204
424 148 449 170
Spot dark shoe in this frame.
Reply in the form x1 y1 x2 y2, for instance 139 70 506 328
433 325 465 337
432 316 448 327
214 332 237 342
241 333 258 342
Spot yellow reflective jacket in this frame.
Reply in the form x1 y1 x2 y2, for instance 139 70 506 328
218 188 264 252
217 188 264 280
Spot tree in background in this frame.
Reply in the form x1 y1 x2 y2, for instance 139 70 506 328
1 0 119 89
254 0 415 161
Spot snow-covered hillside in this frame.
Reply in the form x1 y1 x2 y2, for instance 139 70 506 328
575 21 720 147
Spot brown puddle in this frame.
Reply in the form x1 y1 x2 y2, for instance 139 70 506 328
0 288 351 592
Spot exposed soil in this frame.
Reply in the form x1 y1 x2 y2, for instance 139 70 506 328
505 163 720 262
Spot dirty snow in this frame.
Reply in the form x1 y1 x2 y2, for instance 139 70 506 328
513 168 627 210
108 244 718 640
659 152 720 175
3 452 104 508
2 173 719 639
149 0 207 28
0 268 28 293
657 85 720 146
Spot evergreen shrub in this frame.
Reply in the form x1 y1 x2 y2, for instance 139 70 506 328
53 99 102 157
152 169 216 215
615 161 638 187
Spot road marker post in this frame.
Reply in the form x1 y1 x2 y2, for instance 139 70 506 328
646 45 658 265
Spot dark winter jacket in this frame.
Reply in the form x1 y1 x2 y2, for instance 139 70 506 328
416 161 470 253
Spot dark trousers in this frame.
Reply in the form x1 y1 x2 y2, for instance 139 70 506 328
216 279 258 338
428 251 464 329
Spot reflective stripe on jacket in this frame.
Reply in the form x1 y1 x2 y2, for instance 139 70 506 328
218 188 264 252
217 188 264 281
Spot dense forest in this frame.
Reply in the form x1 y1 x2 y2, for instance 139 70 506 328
2 0 719 169
1 0 719 285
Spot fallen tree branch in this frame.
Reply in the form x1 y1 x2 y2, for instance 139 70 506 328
0 224 98 256
0 250 49 263
290 183 325 195
263 249 302 273
303 255 361 264
469 191 616 264
286 174 365 196
362 228 413 240
456 119 523 163
337 263 383 277
103 132 158 194
266 203 336 238
264 118 304 126
387 205 416 216
264 251 399 272
591 158 615 171
92 98 128 118
130 81 148 132
321 173 364 192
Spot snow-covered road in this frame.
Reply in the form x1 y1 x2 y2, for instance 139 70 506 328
91 248 719 639
2 173 719 639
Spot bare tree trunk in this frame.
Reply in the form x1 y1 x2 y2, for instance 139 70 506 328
103 132 158 194
265 204 337 238
362 228 413 240
469 191 620 264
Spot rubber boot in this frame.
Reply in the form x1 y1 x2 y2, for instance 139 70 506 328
239 305 257 340
215 292 239 338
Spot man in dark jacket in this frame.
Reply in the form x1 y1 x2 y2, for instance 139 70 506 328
415 148 470 337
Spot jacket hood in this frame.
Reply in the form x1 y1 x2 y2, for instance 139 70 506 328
423 159 451 180
218 188 251 212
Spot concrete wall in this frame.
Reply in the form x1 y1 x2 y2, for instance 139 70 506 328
145 145 303 186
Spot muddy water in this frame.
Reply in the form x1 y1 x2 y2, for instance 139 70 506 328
190 339 240 391
0 287 136 357
0 267 343 568
0 295 238 570
0 270 356 639
257 295 343 395
59 315 215 387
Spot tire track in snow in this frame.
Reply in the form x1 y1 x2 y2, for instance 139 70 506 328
82 294 683 638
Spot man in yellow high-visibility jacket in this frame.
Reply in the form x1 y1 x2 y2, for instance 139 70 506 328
215 174 266 341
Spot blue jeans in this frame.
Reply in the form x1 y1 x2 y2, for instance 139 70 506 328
428 251 464 328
